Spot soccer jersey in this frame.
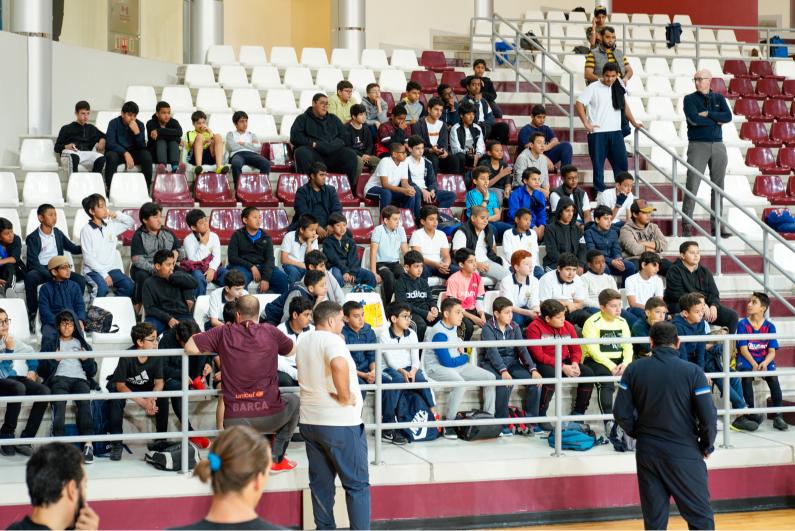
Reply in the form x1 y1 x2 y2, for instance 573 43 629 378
736 318 779 371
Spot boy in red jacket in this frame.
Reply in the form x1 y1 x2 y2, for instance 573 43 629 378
526 299 594 429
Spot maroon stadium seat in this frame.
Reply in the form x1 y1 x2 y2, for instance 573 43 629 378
757 78 792 100
548 173 563 189
382 92 396 113
495 118 519 145
771 121 795 147
740 122 777 147
753 175 787 199
343 207 375 244
151 173 193 206
746 147 791 174
410 70 439 93
326 173 359 206
733 98 772 122
784 80 795 99
236 173 279 207
195 172 236 207
260 208 289 244
119 208 140 246
261 143 294 172
711 78 732 98
209 208 243 245
763 99 795 122
762 207 781 222
164 208 192 240
729 78 763 100
750 60 784 80
787 176 795 198
355 173 379 206
723 59 753 79
276 173 308 206
436 173 466 206
399 208 416 238
441 71 466 95
778 146 795 169
420 51 453 73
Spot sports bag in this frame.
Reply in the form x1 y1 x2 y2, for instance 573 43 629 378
85 306 117 334
507 405 532 436
607 420 636 452
145 441 200 472
396 390 438 442
455 410 502 441
547 425 604 451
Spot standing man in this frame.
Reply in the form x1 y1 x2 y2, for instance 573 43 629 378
614 321 717 530
576 62 642 193
296 301 370 530
584 27 634 84
682 69 732 238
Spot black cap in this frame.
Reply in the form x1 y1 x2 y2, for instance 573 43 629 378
594 5 607 16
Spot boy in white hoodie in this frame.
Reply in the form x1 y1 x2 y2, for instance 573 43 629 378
79 194 135 298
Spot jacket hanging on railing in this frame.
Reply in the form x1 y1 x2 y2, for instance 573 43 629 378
665 23 682 49
612 81 631 137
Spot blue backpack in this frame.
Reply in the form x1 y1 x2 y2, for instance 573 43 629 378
547 426 603 451
770 36 788 58
396 391 438 442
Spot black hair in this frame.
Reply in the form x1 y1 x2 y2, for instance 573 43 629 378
586 249 604 264
232 110 248 124
560 164 578 177
407 134 425 148
175 320 201 344
752 291 771 310
304 269 326 288
557 252 580 269
679 240 698 254
678 292 703 312
639 251 661 267
297 213 318 231
224 269 246 288
36 203 55 216
514 207 532 220
350 103 366 118
492 296 513 314
156 101 171 112
530 104 546 117
153 249 173 266
427 96 443 109
440 296 462 314
602 62 621 75
522 167 542 181
241 206 259 220
185 208 207 229
592 205 613 220
403 250 424 266
598 288 622 306
304 250 328 268
131 322 156 347
139 201 162 222
191 110 207 123
336 80 353 92
75 100 90 113
0 218 12 232
365 82 380 93
486 140 501 152
436 83 451 96
540 299 566 319
390 142 406 153
458 101 476 116
25 443 85 507
387 301 411 321
55 310 75 328
312 92 328 103
645 296 667 311
328 212 347 226
342 300 363 316
419 205 439 221
473 59 487 68
472 166 490 180
454 247 475 265
309 162 327 176
223 300 238 323
615 171 634 184
649 321 678 348
406 80 422 92
391 104 408 118
601 25 616 35
121 101 139 114
289 297 314 320
81 194 105 217
530 131 546 143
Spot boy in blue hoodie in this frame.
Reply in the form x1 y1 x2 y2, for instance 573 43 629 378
584 205 636 282
671 293 706 369
39 256 87 354
507 167 547 239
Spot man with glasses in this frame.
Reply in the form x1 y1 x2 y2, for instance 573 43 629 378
106 322 167 461
682 69 732 238
290 92 359 188
38 256 86 356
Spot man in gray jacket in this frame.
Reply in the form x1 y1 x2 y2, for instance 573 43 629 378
619 200 671 275
226 111 271 187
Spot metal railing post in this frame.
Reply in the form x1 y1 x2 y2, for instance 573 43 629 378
695 26 700 65
763 231 769 288
671 154 678 237
622 24 626 54
633 128 640 196
715 197 722 276
541 52 547 102
180 352 190 474
372 346 383 465
720 338 732 448
546 20 550 55
490 17 496 71
552 343 563 457
569 74 574 142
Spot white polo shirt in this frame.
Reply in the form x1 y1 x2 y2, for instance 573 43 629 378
364 156 408 196
538 270 587 302
624 272 664 306
409 228 449 264
281 230 319 263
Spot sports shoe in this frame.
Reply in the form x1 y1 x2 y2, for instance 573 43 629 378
189 436 211 449
731 415 759 432
391 431 409 445
0 443 15 456
443 427 458 440
83 444 94 464
270 458 297 473
381 430 395 443
216 165 230 174
499 427 514 437
109 443 123 461
774 414 789 431
538 422 554 432
14 444 32 457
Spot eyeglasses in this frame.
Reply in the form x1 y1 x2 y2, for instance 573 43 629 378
0 319 9 326
59 321 75 327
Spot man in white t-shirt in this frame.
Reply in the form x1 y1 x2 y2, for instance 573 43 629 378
363 143 419 214
624 251 664 322
575 62 642 193
296 301 370 530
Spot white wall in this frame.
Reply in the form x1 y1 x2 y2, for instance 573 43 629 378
0 31 28 166
758 0 790 27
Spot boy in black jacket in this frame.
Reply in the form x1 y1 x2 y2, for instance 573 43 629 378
345 104 377 184
323 212 377 288
24 204 86 323
227 206 289 295
142 250 198 335
54 100 105 173
0 218 24 298
395 250 439 341
145 101 184 173
130 201 183 309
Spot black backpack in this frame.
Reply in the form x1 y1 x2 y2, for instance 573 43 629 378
145 441 200 472
455 410 502 441
85 306 118 333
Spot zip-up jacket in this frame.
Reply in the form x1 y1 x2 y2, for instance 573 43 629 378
394 274 434 316
290 182 342 230
584 224 622 260
290 107 348 156
507 185 547 226
683 91 732 142
449 123 485 156
0 339 35 378
411 118 450 155
375 121 411 157
39 278 86 326
54 121 105 153
342 323 376 373
460 75 498 103
145 115 183 152
142 272 198 324
526 318 583 367
619 219 667 259
25 228 81 276
38 310 96 384
664 258 721 310
671 314 707 369
227 228 277 282
461 95 496 125
322 233 361 276
481 317 535 373
130 226 182 273
551 184 588 220
79 214 135 277
105 116 146 154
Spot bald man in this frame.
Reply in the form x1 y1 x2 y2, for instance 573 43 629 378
682 70 732 238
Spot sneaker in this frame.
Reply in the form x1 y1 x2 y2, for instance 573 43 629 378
156 163 168 174
499 427 514 437
189 437 211 449
216 165 230 174
109 443 123 461
83 445 94 464
381 430 395 443
731 415 759 432
0 444 15 456
194 167 204 180
174 163 186 174
774 414 789 431
14 444 32 457
538 422 554 432
434 412 442 434
270 458 297 473
391 431 409 445
749 413 764 424
443 427 458 440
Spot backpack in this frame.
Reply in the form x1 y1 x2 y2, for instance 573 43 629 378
519 30 544 52
769 36 788 58
437 210 461 237
145 441 200 472
455 410 503 441
85 306 117 334
396 390 438 442
607 420 636 452
507 405 532 436
547 425 604 451
90 399 120 457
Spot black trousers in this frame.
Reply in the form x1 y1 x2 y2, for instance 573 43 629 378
536 361 594 416
376 261 403 306
636 451 714 530
460 315 475 341
481 121 509 145
50 376 93 436
741 374 783 408
153 139 180 165
278 371 298 387
25 269 87 320
104 149 154 190
0 376 50 438
582 358 616 416
294 146 358 187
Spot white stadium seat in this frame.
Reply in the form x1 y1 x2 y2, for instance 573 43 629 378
173 112 193 133
378 69 408 93
625 75 648 97
390 49 419 71
279 114 299 140
109 173 151 208
774 61 795 79
300 47 329 68
26 208 67 238
545 11 566 21
568 10 587 22
239 45 268 67
298 90 316 111
671 58 696 78
3 298 30 344
283 66 316 91
727 206 763 240
610 13 630 24
124 85 157 112
195 88 230 113
160 86 194 111
673 76 694 96
331 48 359 69
20 138 58 171
626 56 646 78
184 64 218 88
645 76 675 97
0 209 22 234
247 114 278 140
523 9 544 22
716 29 738 43
361 49 389 70
92 295 137 348
205 45 236 66
651 14 670 25
264 89 298 115
94 111 116 134
270 46 299 67
66 172 106 207
347 68 377 93
193 295 210 325
230 88 264 112
208 112 235 138
251 66 283 90
71 209 89 242
217 65 250 88
646 96 678 121
315 67 345 92
0 172 19 207
673 14 692 25
644 58 672 78
630 27 653 54
721 122 753 149
726 147 758 175
697 59 728 79
625 96 651 122
631 13 650 24
253 294 279 314
23 172 64 207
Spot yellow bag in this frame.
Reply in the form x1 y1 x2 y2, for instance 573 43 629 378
363 302 384 329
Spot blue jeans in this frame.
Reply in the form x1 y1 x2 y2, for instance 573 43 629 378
383 367 435 415
299 423 371 530
145 313 194 335
489 221 513 240
229 150 271 183
545 141 573 167
190 266 227 297
533 265 544 279
230 264 289 295
282 264 306 284
86 269 134 298
432 189 457 209
587 130 628 192
421 263 459 279
366 186 420 216
330 267 377 288
620 309 640 327
512 312 534 328
605 258 637 281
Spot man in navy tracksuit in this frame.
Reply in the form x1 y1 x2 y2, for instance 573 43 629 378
614 321 717 530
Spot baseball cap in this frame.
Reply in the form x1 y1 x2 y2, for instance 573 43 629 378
630 199 656 214
594 5 608 16
47 255 70 271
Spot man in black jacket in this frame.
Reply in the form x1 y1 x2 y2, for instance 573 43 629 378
290 93 359 186
142 250 198 335
54 100 105 174
24 204 86 323
614 321 717 530
227 206 289 295
663 240 738 332
145 101 184 172
289 162 342 237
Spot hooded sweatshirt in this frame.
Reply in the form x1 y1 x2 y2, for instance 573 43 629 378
394 273 434 316
54 121 105 153
37 310 96 384
664 258 721 310
543 197 586 269
481 317 535 373
525 317 583 367
145 114 183 151
261 281 316 325
584 223 622 260
289 107 347 156
619 218 667 259
671 314 706 369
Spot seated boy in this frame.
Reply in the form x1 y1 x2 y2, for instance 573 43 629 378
671 293 707 369
55 100 105 174
305 250 345 305
345 103 378 181
584 205 637 281
498 250 540 328
445 248 485 341
624 251 664 323
226 111 272 187
364 142 418 214
24 205 86 322
323 212 377 289
130 202 183 308
507 168 547 241
363 82 389 134
630 296 667 359
206 269 248 330
452 206 510 284
395 250 439 341
341 301 377 388
538 253 597 328
186 110 229 178
228 206 289 295
518 104 573 168
262 269 327 326
513 132 550 192
406 135 457 215
370 205 409 304
142 250 199 335
104 101 152 189
375 106 410 158
596 171 635 228
582 288 633 424
183 208 226 297
481 296 542 436
276 298 315 387
449 101 486 170
424 297 496 439
484 141 513 203
328 80 355 123
409 205 456 280
39 256 87 353
501 207 543 279
402 81 426 125
0 219 24 299
145 101 183 172
737 292 789 431
280 214 319 284
465 167 512 237
107 322 167 461
411 97 452 174
550 165 592 226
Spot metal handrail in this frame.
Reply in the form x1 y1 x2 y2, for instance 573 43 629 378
631 126 795 317
2 333 793 473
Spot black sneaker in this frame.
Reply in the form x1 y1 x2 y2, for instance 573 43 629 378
774 414 789 431
749 414 764 424
290 432 304 443
443 427 458 440
109 443 123 461
381 430 395 443
0 443 15 456
391 431 409 445
14 444 32 456
83 444 94 464
731 415 759 432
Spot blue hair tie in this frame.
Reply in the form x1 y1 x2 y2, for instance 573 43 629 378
208 452 222 472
